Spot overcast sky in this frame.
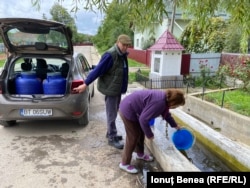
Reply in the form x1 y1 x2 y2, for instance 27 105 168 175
0 0 104 35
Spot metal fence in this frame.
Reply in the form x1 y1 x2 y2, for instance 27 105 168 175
135 69 195 91
135 69 240 94
136 74 186 89
134 69 247 114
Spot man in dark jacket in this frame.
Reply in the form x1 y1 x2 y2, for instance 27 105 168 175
73 34 132 149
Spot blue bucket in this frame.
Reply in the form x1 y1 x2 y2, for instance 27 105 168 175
172 128 195 150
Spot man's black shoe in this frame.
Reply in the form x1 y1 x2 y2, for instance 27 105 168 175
108 138 124 149
106 134 123 140
114 135 122 140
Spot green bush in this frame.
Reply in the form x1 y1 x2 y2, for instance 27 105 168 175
217 58 250 91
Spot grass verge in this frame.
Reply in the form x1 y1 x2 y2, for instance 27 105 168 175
201 89 250 117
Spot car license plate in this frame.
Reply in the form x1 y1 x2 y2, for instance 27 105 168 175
20 109 53 116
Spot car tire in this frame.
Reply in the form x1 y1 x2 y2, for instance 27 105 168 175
0 120 17 127
77 106 89 126
91 87 95 98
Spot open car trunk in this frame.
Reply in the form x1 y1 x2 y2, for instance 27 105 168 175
6 56 70 98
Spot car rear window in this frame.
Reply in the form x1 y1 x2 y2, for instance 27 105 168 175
7 28 68 50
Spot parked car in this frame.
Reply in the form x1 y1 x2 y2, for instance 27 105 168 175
0 18 95 127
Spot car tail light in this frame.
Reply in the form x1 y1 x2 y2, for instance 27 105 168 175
72 111 82 116
71 80 84 94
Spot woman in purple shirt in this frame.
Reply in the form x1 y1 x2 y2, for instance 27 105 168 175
118 89 185 174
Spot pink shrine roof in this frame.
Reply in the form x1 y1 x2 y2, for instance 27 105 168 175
149 30 185 51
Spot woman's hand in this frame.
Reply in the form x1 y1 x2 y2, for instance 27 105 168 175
175 125 182 130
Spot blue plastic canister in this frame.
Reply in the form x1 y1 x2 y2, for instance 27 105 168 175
15 71 43 94
43 72 66 94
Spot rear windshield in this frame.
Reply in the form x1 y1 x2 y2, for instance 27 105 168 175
7 28 68 50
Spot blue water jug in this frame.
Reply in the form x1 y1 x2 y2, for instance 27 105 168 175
43 72 66 94
15 71 43 94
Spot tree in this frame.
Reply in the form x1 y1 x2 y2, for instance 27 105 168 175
179 17 227 53
223 22 242 53
32 0 250 53
50 3 78 43
92 1 133 50
178 0 250 53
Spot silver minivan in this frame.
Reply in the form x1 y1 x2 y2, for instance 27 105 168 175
0 18 95 127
